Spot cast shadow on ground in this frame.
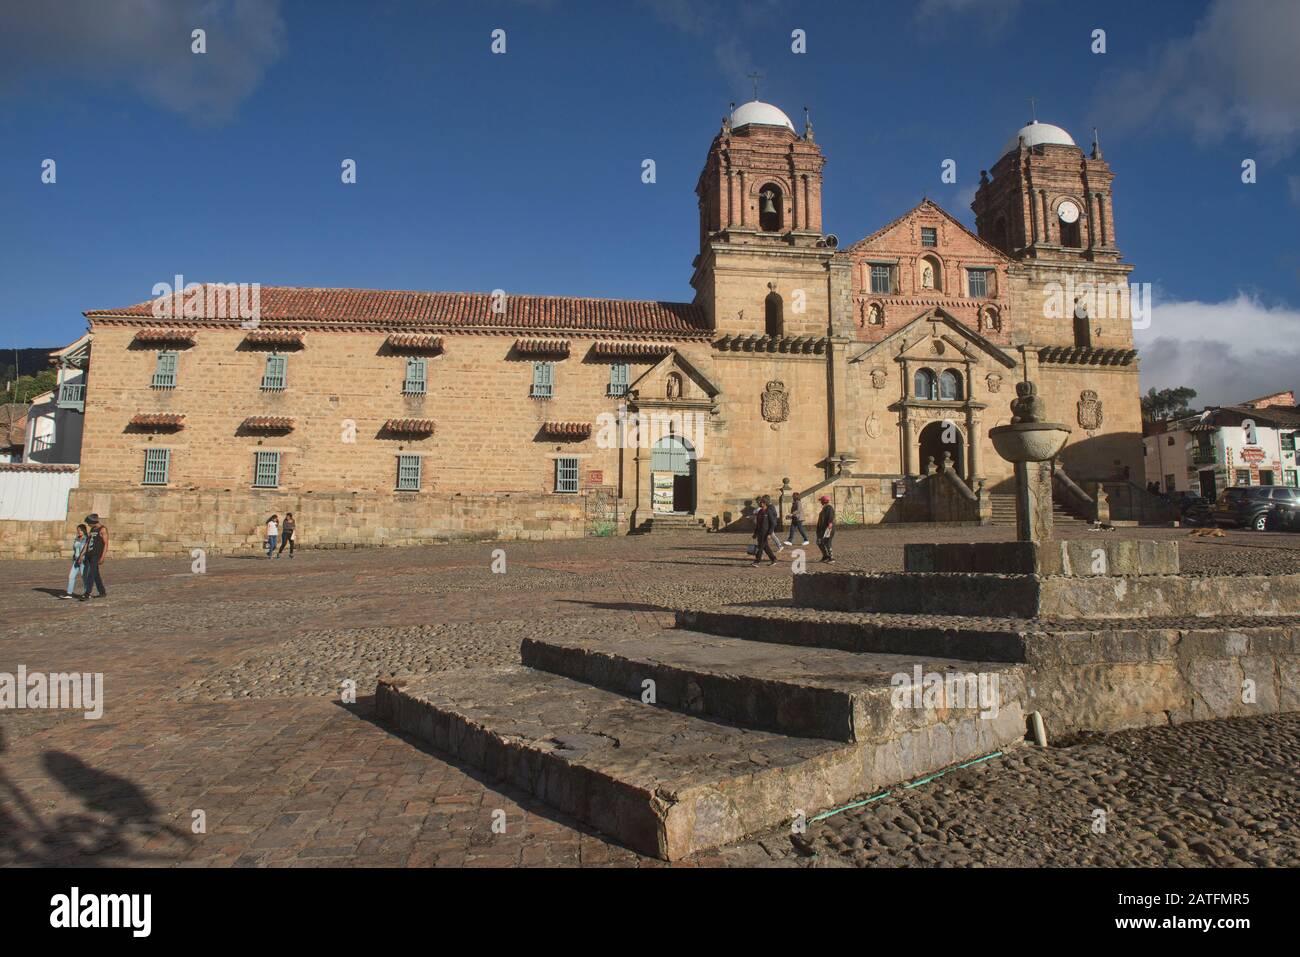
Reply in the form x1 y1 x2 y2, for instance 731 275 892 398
0 726 196 866
340 695 641 861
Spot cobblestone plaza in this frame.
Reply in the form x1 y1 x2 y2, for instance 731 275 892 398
3 525 1297 868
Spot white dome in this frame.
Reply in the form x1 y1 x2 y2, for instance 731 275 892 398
731 100 795 132
1001 120 1076 155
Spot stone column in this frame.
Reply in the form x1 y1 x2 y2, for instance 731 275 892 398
902 413 916 476
1014 460 1054 542
966 414 981 479
739 172 747 227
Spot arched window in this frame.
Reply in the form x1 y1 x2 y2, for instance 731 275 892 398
914 368 937 400
765 291 784 337
758 183 783 232
939 369 963 401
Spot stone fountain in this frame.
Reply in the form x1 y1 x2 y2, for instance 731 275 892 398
988 380 1071 543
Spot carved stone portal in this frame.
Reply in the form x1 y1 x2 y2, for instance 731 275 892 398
761 380 789 424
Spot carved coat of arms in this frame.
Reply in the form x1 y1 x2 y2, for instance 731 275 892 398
986 373 1002 394
761 380 790 424
870 368 887 389
1077 389 1103 431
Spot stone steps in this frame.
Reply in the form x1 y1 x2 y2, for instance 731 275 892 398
675 605 1032 662
377 663 1026 860
987 493 1092 528
520 629 1024 743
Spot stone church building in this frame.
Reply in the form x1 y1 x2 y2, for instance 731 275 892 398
70 100 1145 553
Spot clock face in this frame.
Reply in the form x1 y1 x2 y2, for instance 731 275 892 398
1057 200 1080 224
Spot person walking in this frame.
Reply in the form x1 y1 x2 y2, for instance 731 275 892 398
750 495 778 567
783 492 811 547
815 494 836 563
277 512 296 559
62 523 88 598
79 514 109 600
265 515 279 558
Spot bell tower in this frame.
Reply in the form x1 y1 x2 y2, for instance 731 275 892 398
972 120 1134 349
690 100 846 339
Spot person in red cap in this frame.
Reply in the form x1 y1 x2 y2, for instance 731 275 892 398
815 495 836 563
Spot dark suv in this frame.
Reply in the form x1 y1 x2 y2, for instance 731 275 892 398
1213 485 1300 530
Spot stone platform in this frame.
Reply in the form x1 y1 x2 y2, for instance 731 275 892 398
376 538 1300 859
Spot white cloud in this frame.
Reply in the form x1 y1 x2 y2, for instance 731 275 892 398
1136 293 1300 406
0 0 285 125
1095 0 1300 158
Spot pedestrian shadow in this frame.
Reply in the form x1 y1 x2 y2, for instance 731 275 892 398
31 587 70 599
557 599 673 614
0 728 195 866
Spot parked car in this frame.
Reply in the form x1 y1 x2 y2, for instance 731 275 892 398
1213 485 1300 530
1269 498 1300 532
1178 496 1215 527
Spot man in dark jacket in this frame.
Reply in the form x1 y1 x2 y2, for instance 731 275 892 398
816 495 835 563
751 495 778 567
80 513 109 599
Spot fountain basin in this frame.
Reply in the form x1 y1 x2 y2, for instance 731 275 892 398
989 422 1072 463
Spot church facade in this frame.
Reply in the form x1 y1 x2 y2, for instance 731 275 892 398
70 100 1145 554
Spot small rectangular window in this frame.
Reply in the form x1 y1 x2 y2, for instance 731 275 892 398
870 264 893 295
555 456 579 493
1285 470 1298 488
396 454 422 491
920 227 937 247
151 351 178 389
967 269 990 298
1282 431 1296 451
1235 469 1251 486
254 450 281 488
403 357 427 395
143 448 170 485
608 362 630 397
531 361 554 398
261 354 287 391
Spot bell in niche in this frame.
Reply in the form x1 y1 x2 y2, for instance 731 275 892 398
760 190 777 215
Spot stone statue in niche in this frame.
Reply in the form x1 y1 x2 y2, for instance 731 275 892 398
868 303 883 325
666 373 682 399
921 265 934 289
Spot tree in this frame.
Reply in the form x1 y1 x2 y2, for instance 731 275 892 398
1141 386 1197 423
3 369 57 404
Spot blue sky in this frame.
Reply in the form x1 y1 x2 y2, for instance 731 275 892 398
2 0 1297 404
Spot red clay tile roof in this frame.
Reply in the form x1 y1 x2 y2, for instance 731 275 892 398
240 416 295 431
514 338 571 355
132 328 196 344
542 421 592 438
384 418 436 435
243 329 305 347
87 286 709 337
590 340 674 359
130 412 185 428
385 333 444 351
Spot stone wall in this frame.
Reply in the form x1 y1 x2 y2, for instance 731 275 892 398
12 486 590 558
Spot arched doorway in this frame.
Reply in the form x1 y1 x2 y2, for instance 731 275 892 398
918 420 965 478
651 435 696 513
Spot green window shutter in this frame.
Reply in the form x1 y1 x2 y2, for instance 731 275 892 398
555 456 579 492
397 454 421 490
254 450 281 487
143 448 170 485
404 358 427 395
262 354 287 390
152 351 178 388
609 362 630 396
532 361 554 398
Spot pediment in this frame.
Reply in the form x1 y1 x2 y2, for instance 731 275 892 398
628 350 721 405
850 308 1017 369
